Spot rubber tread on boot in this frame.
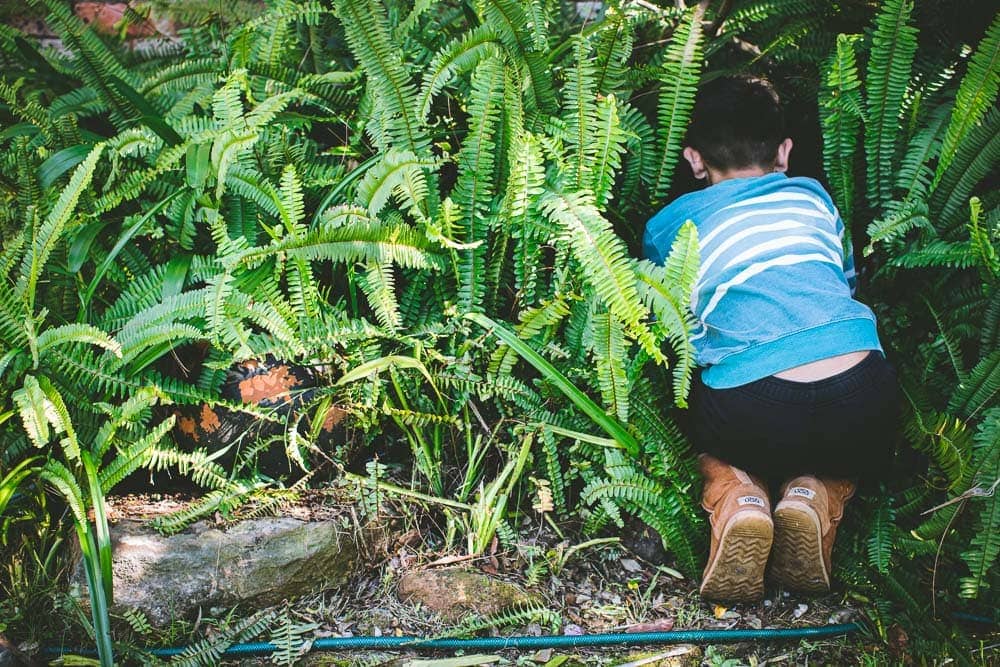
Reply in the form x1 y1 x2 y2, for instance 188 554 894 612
700 512 772 602
770 501 829 593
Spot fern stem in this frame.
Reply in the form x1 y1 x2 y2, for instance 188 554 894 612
467 313 641 457
557 536 620 571
343 471 472 511
389 368 444 496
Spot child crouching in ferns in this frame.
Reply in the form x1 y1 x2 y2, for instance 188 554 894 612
644 76 900 601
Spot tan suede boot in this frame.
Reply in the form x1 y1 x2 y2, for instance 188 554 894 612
769 476 856 593
698 454 773 602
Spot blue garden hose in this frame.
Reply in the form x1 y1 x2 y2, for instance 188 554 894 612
42 613 999 660
45 622 863 659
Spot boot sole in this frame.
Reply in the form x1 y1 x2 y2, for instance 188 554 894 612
700 512 772 602
771 501 829 593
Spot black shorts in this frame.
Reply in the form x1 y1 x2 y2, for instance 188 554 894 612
687 351 900 484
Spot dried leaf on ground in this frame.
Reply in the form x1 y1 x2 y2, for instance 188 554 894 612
624 617 675 633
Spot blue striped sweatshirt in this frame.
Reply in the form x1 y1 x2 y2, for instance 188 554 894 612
643 172 882 389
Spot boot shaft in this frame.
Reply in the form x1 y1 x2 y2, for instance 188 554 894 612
697 454 773 602
778 476 855 532
699 454 772 514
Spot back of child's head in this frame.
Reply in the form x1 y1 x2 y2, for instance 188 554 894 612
685 75 786 171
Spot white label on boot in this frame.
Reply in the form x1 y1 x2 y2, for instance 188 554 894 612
788 487 816 500
738 495 765 507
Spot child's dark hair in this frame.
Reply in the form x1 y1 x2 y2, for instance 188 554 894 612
685 75 786 171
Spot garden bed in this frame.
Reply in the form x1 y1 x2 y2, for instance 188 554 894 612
1 0 998 664
43 491 874 665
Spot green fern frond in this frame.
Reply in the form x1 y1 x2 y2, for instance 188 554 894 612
28 0 139 128
489 294 572 378
925 297 968 383
890 239 977 269
933 12 999 187
905 410 973 491
108 323 204 372
976 290 999 354
580 474 697 575
635 222 699 406
590 311 629 423
477 374 548 418
502 132 547 304
141 57 222 97
277 164 306 234
539 189 660 362
357 260 401 331
563 37 598 193
866 493 896 573
539 426 567 515
956 410 1000 599
592 7 633 96
16 143 103 308
120 608 153 636
718 0 829 44
820 33 863 229
335 0 430 156
269 610 320 666
12 375 52 449
355 149 434 219
239 0 330 41
480 0 557 116
661 220 700 301
453 56 505 312
151 482 262 535
34 375 80 460
864 198 931 255
39 458 87 525
35 323 121 359
930 107 1000 235
617 103 656 205
433 602 560 639
893 104 948 201
588 95 628 208
98 415 175 493
92 388 159 456
651 8 703 201
110 287 212 343
93 142 186 214
631 386 698 484
229 488 299 523
0 79 57 142
237 220 445 271
966 197 1000 282
380 403 459 428
863 0 918 210
418 25 503 120
213 138 259 203
948 352 1000 419
146 445 231 491
169 610 275 666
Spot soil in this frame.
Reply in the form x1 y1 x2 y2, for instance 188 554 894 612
71 489 878 666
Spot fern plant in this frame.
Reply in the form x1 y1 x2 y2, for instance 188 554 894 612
2 0 760 584
0 142 245 666
10 5 970 659
819 1 999 649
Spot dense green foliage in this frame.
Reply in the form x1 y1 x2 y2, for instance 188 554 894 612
0 0 996 662
821 2 1000 654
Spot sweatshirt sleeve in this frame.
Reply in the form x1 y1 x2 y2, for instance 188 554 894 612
643 205 684 266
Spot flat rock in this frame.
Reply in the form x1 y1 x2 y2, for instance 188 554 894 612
71 513 365 627
397 568 536 621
